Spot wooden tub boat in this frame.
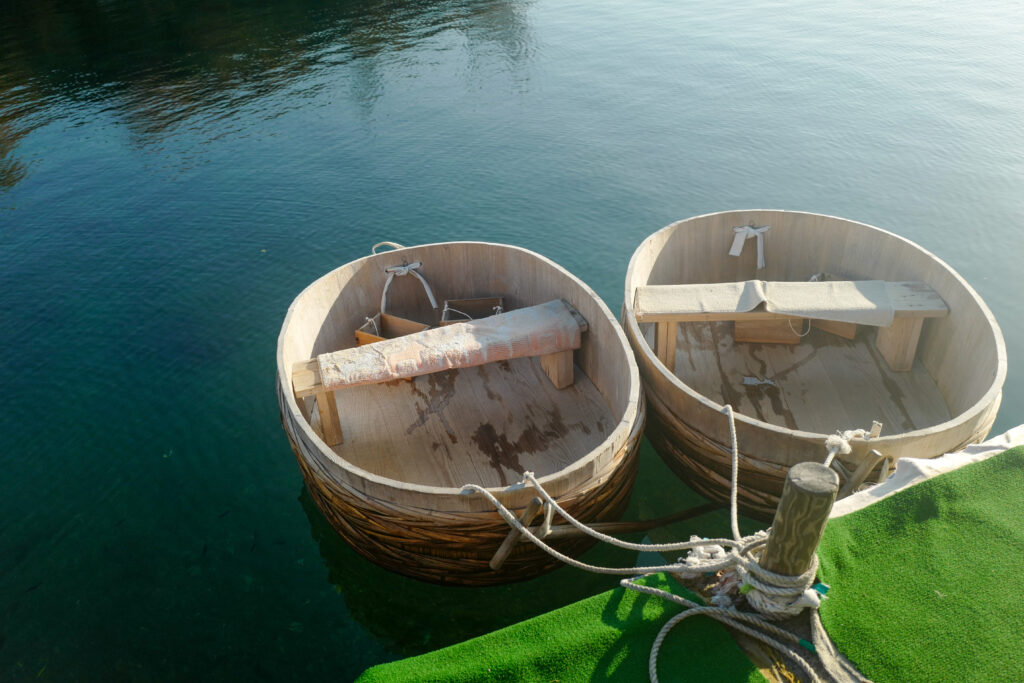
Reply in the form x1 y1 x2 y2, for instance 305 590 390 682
277 242 643 585
623 210 1005 518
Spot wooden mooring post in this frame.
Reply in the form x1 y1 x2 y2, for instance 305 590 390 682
760 462 840 576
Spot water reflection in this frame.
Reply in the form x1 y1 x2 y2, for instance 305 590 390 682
0 119 29 190
0 0 534 188
296 436 750 661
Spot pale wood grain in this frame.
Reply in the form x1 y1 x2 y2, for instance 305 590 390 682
655 321 677 371
760 462 839 576
734 319 803 344
666 321 950 434
812 319 858 340
634 281 948 323
622 210 1005 517
540 349 575 389
876 317 924 371
330 357 611 488
315 390 344 446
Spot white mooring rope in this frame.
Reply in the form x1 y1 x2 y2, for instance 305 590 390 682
460 403 846 683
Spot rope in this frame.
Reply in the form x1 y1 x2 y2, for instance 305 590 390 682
823 428 869 467
441 302 474 321
441 302 505 323
629 581 819 683
786 317 813 337
460 482 739 574
380 261 439 314
460 404 846 682
371 241 405 254
724 404 741 541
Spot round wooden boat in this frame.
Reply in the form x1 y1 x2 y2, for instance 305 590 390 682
277 242 643 585
623 210 1006 518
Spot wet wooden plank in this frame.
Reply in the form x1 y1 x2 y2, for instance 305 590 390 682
670 322 951 434
329 356 612 489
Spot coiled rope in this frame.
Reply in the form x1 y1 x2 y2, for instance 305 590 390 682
461 404 833 683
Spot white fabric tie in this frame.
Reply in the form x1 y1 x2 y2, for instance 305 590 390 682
380 261 439 314
729 225 771 270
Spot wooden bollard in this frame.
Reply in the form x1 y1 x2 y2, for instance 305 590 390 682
760 462 840 576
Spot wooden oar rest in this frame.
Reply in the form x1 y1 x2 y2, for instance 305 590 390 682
633 281 948 373
292 299 589 445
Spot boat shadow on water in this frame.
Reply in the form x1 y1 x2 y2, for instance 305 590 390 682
297 485 633 657
295 437 750 660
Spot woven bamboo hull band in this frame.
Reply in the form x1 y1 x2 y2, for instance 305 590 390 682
288 432 641 586
643 392 997 521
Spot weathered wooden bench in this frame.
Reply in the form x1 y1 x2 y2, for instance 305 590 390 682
633 281 947 373
292 299 589 446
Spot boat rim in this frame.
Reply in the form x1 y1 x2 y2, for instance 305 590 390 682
622 209 1008 445
277 240 643 498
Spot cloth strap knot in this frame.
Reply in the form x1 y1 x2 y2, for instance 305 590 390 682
728 225 771 269
380 261 439 313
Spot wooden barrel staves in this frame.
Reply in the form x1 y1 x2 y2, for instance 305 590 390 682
623 210 1005 518
277 242 645 585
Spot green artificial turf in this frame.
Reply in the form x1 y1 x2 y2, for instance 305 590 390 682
817 445 1024 682
356 572 765 683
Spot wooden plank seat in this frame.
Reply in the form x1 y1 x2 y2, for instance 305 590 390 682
292 299 589 445
633 281 948 373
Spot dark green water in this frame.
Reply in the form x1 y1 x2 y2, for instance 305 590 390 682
1 0 1021 679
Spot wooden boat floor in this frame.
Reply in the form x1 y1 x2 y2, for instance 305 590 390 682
315 356 613 489
645 322 952 434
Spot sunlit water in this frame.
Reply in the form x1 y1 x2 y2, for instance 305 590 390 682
2 0 1022 679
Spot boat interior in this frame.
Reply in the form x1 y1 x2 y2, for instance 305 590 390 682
281 243 633 490
629 211 1003 438
310 358 612 488
641 321 951 434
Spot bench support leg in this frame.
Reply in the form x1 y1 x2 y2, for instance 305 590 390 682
813 319 858 340
876 318 924 372
315 390 344 446
655 322 677 372
540 350 575 389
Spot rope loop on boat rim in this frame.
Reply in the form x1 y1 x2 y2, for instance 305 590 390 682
371 241 405 254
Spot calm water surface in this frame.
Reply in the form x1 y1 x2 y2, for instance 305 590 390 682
2 0 1022 679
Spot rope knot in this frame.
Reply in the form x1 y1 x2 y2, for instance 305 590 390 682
824 428 871 467
380 260 438 313
824 433 853 456
728 225 771 269
384 261 423 276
